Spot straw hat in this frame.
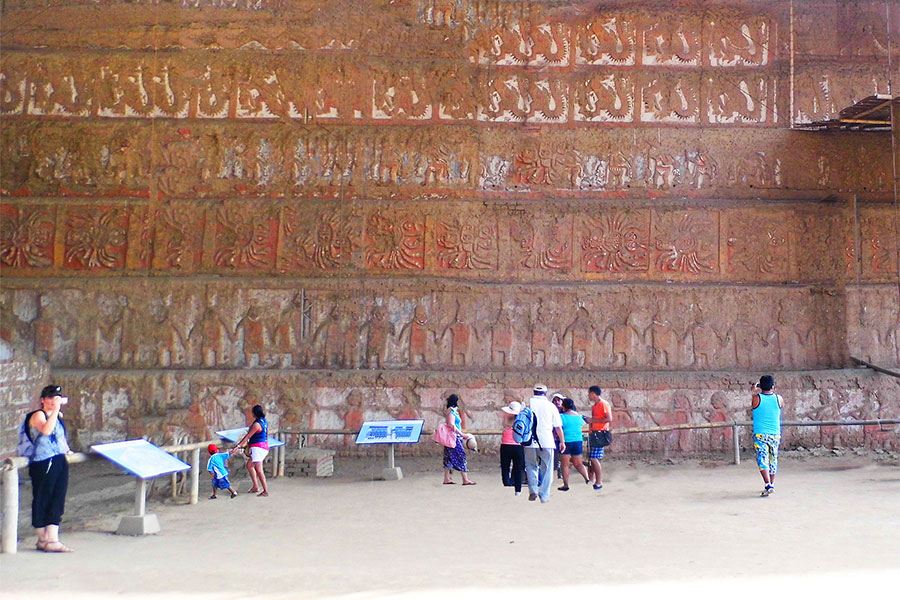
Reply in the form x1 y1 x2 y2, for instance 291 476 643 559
465 435 478 451
501 401 523 415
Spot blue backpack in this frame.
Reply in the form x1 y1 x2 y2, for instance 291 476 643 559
512 406 537 446
17 410 65 461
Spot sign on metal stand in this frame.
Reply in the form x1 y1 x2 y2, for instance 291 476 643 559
354 420 424 480
91 439 191 536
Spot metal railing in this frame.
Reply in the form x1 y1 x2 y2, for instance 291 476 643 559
1 438 287 554
283 419 900 466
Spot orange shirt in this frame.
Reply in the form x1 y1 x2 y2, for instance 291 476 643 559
590 399 611 432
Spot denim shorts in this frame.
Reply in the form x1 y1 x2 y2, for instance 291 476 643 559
212 476 231 489
563 441 583 456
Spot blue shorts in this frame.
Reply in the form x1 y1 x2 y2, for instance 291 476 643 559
212 476 231 489
589 445 605 460
563 441 583 456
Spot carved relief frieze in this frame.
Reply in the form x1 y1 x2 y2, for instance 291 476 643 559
152 203 206 272
651 210 718 276
575 14 637 65
280 205 361 271
705 14 770 66
573 73 635 122
642 14 702 66
364 211 426 271
706 73 773 125
63 205 129 269
640 72 700 123
725 211 794 280
0 204 56 268
210 202 279 270
434 213 498 271
507 213 574 272
581 210 650 275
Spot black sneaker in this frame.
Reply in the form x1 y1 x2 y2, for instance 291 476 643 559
528 492 537 501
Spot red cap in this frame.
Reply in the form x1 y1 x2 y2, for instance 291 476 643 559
208 444 219 454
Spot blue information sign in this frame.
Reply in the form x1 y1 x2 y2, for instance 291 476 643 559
216 427 285 448
91 439 190 479
355 420 424 445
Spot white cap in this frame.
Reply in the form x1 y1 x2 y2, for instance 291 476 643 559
533 384 548 394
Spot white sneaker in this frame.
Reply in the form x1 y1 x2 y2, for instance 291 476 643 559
515 491 521 496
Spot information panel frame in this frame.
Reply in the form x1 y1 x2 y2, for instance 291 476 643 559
354 420 425 445
215 427 286 448
91 439 190 480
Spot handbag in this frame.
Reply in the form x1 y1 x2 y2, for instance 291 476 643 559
589 429 612 448
432 422 458 448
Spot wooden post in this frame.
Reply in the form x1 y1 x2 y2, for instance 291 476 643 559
171 472 178 498
1 467 19 554
732 425 741 465
278 445 285 477
190 449 200 505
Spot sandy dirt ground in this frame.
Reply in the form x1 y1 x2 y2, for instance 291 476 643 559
2 452 899 600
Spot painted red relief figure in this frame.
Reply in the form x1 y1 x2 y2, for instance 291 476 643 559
401 302 433 367
702 391 732 451
191 304 233 368
531 300 558 368
652 393 693 456
563 305 594 368
442 301 473 367
610 391 640 453
364 304 393 369
341 391 366 447
490 305 514 367
239 305 268 368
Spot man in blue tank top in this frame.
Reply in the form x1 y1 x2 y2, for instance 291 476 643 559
751 375 783 497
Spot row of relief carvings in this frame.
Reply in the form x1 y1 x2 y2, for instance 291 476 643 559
0 55 790 124
1 54 890 124
1 125 891 196
1 284 849 371
1 201 895 281
52 372 900 452
4 1 893 65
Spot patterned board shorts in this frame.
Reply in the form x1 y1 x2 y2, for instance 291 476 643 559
589 445 605 460
753 433 781 473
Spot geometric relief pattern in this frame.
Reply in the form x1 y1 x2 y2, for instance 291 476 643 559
280 206 360 271
211 203 279 270
364 212 425 270
0 201 862 284
652 210 718 275
508 214 573 272
725 212 793 279
0 204 55 268
434 214 498 270
63 206 128 270
581 211 650 273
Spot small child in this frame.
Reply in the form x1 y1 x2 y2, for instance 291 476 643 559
207 444 237 499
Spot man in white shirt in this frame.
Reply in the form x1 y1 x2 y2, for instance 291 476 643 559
524 384 565 503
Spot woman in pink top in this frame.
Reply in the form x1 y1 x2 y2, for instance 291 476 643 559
499 401 525 496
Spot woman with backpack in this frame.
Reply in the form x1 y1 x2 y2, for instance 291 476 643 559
25 385 74 552
499 401 525 495
442 394 475 485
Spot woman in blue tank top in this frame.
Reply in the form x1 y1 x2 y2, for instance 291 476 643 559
28 384 74 552
236 404 270 497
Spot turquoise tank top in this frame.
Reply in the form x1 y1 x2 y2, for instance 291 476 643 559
752 393 782 436
560 413 585 443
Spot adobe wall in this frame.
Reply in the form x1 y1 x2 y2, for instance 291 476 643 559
1 0 898 453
